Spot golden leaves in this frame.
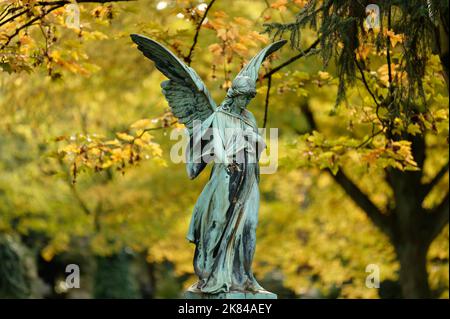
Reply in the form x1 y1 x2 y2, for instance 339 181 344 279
283 129 419 176
230 42 248 55
116 132 134 142
376 63 407 87
130 119 153 130
271 0 288 12
208 43 223 56
91 4 114 20
203 11 271 88
56 116 169 183
248 31 269 44
355 44 371 61
362 140 418 171
384 29 404 48
293 0 308 7
233 17 252 27
318 71 331 80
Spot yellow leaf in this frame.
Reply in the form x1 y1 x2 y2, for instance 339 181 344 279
104 139 121 146
407 123 422 136
140 132 153 142
355 45 371 61
208 43 223 56
293 0 308 7
248 31 269 44
384 30 404 47
130 119 152 129
233 17 252 27
42 246 55 262
231 43 248 55
116 132 134 142
217 29 227 41
318 71 331 80
271 0 288 11
214 11 228 19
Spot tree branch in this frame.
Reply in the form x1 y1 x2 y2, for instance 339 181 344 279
262 74 272 128
0 0 135 50
0 1 135 27
57 158 92 215
330 169 393 237
0 7 30 27
0 4 64 50
386 2 394 95
185 0 216 66
299 101 392 237
263 38 320 79
422 161 449 200
354 57 381 108
260 39 320 127
425 192 449 245
36 0 135 5
0 4 14 22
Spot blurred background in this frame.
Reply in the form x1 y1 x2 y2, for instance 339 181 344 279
0 0 448 299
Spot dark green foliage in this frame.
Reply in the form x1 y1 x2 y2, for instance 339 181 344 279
0 235 30 298
263 0 449 113
93 250 140 299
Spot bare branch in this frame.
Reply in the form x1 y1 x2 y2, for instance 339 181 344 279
57 158 92 215
0 4 14 22
0 7 29 27
262 74 272 128
0 5 64 50
259 39 320 127
330 170 393 237
185 0 216 66
386 3 394 95
263 38 320 79
425 192 449 245
354 57 381 108
422 161 449 199
356 128 384 149
0 1 136 27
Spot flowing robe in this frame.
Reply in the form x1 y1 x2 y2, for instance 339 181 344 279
186 108 266 293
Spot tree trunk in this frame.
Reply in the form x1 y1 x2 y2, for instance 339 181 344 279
395 240 431 298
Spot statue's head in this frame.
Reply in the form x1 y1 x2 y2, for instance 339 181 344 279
226 75 257 110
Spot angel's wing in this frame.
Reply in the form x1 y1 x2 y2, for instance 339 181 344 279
235 39 287 82
130 34 216 131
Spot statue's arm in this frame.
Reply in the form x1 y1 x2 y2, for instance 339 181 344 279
186 136 208 179
212 112 232 166
185 114 216 179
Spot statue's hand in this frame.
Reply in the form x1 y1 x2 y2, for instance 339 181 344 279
226 162 241 175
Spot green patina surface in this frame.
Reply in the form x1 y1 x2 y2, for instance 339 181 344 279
131 34 286 298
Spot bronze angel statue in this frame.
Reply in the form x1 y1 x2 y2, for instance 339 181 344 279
131 34 286 296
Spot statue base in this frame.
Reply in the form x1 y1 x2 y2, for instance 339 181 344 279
184 284 277 299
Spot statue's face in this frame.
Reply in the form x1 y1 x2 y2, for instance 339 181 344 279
235 93 255 110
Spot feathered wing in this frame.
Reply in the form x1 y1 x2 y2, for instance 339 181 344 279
235 39 287 82
130 34 216 132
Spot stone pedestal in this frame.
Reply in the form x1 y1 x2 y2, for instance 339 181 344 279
184 284 277 299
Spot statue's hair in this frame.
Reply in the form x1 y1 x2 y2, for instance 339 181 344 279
221 76 256 111
226 75 257 98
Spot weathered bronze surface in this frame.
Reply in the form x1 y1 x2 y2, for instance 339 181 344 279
131 34 286 298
